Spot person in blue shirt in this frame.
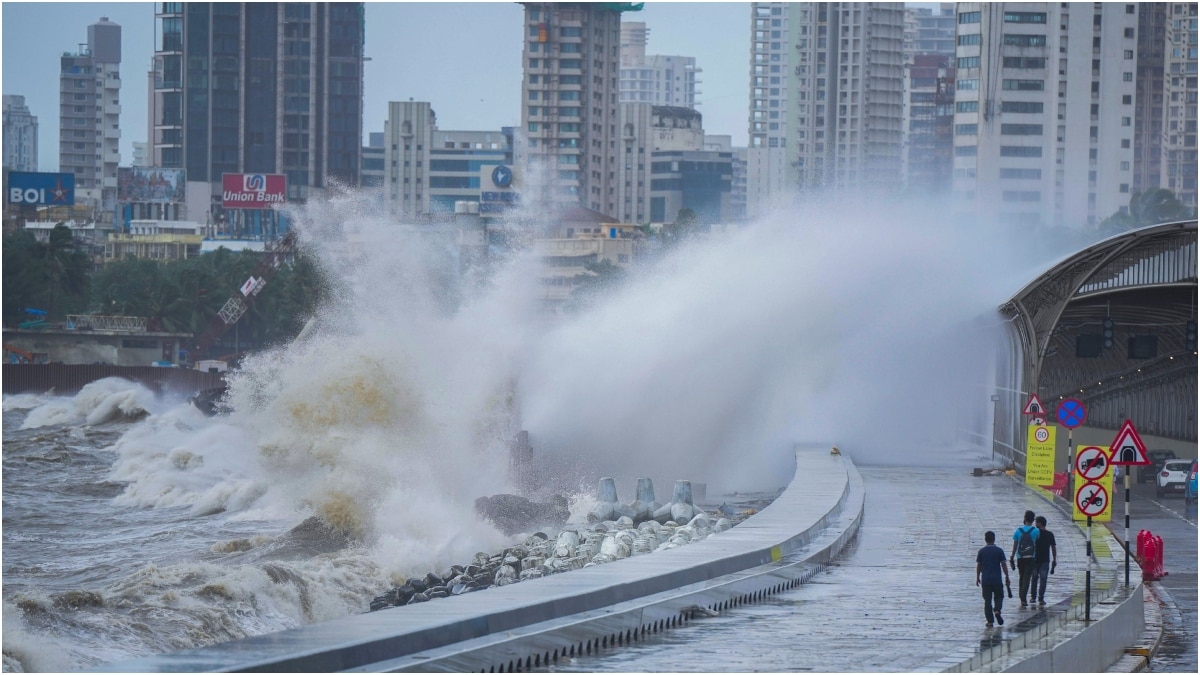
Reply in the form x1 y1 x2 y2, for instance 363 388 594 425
976 530 1011 627
1009 510 1041 608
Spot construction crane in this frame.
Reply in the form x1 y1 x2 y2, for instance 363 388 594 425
189 231 298 360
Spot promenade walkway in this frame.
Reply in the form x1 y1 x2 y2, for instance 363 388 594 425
551 463 1139 672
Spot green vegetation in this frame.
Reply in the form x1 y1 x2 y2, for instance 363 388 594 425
1099 189 1194 233
3 227 325 358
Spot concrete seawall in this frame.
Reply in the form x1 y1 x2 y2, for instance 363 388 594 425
100 446 864 673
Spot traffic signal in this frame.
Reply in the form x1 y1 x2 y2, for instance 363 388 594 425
1187 321 1197 352
1103 318 1114 349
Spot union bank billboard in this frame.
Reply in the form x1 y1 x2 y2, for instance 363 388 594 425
221 173 286 209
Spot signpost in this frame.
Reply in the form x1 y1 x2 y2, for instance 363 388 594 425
1057 398 1087 503
1109 419 1150 588
1025 425 1056 488
1075 478 1108 622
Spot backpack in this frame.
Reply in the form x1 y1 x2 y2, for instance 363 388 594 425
1017 526 1037 559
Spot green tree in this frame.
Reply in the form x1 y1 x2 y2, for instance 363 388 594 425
1099 189 1192 233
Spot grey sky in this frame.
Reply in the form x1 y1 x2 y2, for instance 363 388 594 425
1 2 750 173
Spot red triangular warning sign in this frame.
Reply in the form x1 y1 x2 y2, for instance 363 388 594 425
1022 393 1045 415
1108 419 1149 465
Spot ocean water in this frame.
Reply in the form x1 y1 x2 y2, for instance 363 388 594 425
2 195 1026 671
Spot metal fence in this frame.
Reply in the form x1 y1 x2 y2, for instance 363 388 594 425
2 364 224 397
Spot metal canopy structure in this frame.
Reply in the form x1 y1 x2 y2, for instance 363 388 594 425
1000 220 1197 443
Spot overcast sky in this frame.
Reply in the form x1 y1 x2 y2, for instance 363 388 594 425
1 1 750 172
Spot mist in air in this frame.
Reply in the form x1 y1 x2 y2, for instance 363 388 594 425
237 189 1058 528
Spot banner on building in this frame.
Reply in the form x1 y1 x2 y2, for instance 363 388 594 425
6 172 75 206
222 173 286 209
118 167 186 203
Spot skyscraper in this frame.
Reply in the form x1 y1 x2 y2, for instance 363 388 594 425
1161 2 1198 210
3 95 38 172
516 2 629 218
60 17 121 204
952 3 1138 229
149 3 364 202
619 22 701 108
746 2 904 216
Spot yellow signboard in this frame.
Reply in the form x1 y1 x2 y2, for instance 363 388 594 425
1073 463 1114 522
1025 425 1057 487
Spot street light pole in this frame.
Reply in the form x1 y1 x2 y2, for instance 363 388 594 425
990 394 1001 466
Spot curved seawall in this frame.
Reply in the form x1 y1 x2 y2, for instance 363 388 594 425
100 445 864 672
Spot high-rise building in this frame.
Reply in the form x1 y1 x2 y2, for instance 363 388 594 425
3 95 38 172
901 54 955 195
619 22 700 108
952 3 1138 229
60 17 121 205
905 3 957 56
1132 3 1168 197
150 3 364 202
1161 2 1198 210
383 101 436 219
746 2 904 216
516 2 630 218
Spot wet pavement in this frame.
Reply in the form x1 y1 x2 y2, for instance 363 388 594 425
544 463 1107 672
1110 481 1197 673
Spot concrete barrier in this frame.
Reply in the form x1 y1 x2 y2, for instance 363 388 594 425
99 446 863 673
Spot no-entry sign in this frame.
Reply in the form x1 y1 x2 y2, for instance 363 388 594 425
1075 481 1108 518
1075 446 1109 480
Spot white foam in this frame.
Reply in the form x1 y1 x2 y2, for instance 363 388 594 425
18 378 158 430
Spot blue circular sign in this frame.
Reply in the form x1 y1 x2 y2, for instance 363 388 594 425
491 165 513 188
1056 398 1087 429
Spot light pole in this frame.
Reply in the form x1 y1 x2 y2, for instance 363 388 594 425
990 394 1001 466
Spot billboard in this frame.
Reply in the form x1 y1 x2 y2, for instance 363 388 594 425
118 167 186 203
7 172 75 206
222 173 286 209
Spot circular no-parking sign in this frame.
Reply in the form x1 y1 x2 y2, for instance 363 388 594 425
1056 398 1087 429
1075 481 1108 517
1074 446 1109 480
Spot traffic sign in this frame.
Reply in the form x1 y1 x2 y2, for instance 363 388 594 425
1075 481 1108 517
1056 398 1087 429
1033 426 1050 443
1023 393 1045 415
1030 417 1046 426
1108 419 1149 465
1075 446 1109 480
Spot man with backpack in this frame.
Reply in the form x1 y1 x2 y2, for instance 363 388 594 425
1010 510 1040 608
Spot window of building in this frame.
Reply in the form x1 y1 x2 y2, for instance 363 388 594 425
956 123 978 135
956 101 979 112
1004 12 1047 23
959 11 981 24
1000 145 1043 157
957 56 980 68
1000 101 1044 113
955 145 978 156
1003 56 1046 69
1003 79 1045 91
958 33 981 46
999 168 1042 179
958 79 979 90
1003 34 1047 47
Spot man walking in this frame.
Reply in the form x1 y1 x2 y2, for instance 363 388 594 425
1010 510 1040 608
976 530 1010 627
1029 515 1057 605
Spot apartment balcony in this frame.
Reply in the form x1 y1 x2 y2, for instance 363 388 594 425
105 102 121 116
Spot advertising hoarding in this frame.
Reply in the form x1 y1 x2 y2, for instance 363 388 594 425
6 172 75 206
117 167 186 203
221 173 286 209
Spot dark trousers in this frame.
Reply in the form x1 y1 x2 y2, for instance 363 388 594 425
1017 558 1037 603
1030 561 1050 602
982 583 1004 624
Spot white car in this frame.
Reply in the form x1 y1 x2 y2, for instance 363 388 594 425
1156 459 1191 497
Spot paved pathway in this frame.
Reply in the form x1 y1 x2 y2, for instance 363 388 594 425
550 465 1097 672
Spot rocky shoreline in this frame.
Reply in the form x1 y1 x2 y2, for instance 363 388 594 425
368 479 775 612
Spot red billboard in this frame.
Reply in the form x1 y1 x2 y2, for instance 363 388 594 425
221 173 287 209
